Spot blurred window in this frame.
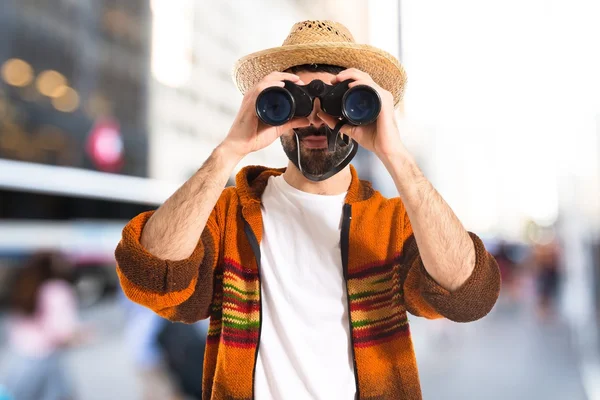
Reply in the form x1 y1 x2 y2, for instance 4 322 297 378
0 188 154 220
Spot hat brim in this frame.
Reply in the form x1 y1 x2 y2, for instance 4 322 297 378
233 42 407 106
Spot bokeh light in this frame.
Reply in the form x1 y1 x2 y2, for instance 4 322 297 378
36 70 67 97
1 58 34 87
51 87 80 112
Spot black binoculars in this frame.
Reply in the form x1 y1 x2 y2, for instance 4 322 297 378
256 79 381 128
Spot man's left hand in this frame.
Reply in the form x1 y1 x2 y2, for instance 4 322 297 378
318 68 405 162
321 69 479 294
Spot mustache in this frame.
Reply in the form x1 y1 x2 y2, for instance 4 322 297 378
293 124 332 139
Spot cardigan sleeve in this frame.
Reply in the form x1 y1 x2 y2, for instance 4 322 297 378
115 191 228 323
401 212 501 323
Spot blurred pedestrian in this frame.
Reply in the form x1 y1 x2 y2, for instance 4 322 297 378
120 289 186 400
1 251 84 400
494 240 521 304
531 230 562 321
156 319 206 400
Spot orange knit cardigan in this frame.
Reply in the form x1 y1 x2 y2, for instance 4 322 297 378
116 165 501 400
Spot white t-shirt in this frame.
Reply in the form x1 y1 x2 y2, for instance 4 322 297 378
254 175 356 400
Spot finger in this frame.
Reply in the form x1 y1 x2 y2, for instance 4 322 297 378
248 80 285 102
276 117 310 137
284 117 311 132
263 71 305 85
348 79 394 105
348 79 379 90
317 112 339 130
334 68 372 83
254 73 306 94
254 80 285 93
317 113 356 139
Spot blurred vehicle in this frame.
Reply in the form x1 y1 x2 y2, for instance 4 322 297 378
0 159 177 308
0 220 123 308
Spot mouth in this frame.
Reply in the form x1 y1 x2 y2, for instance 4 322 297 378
301 135 328 149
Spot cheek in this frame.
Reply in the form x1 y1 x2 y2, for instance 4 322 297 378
280 135 297 150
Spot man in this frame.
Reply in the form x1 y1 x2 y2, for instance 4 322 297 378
116 20 501 400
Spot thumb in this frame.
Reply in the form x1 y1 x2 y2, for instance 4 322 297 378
317 112 356 139
317 112 337 130
281 117 310 133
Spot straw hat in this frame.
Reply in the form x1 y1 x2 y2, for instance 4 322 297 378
233 20 407 106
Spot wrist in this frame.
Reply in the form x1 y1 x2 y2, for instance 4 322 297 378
378 146 414 173
216 140 246 166
383 151 425 200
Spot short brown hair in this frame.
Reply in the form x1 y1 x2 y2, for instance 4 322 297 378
286 63 345 75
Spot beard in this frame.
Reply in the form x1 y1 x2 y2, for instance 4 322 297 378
280 124 353 177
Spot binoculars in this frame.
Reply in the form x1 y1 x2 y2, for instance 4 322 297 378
255 79 381 128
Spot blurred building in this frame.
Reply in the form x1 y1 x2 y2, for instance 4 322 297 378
0 0 151 177
147 0 372 183
0 0 157 306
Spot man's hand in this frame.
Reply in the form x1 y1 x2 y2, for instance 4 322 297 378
321 68 477 292
139 72 313 260
318 68 405 161
221 72 311 159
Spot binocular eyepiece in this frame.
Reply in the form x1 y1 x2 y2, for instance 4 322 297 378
255 79 381 127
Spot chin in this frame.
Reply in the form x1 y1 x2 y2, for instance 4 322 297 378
302 147 327 153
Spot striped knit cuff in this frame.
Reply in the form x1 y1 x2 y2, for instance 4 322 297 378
115 211 204 295
417 232 501 322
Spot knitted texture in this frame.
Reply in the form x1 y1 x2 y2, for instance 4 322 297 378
116 165 501 400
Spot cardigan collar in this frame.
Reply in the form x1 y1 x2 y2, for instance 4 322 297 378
235 164 376 208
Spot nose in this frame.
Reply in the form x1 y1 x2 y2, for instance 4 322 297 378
307 97 326 127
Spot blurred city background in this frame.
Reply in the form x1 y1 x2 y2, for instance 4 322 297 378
0 0 599 399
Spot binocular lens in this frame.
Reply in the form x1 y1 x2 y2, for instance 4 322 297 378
256 89 294 126
343 87 380 125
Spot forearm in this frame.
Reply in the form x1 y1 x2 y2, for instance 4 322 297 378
382 152 476 291
141 143 241 260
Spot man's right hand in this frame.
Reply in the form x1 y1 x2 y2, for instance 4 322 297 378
136 74 310 261
220 72 311 159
